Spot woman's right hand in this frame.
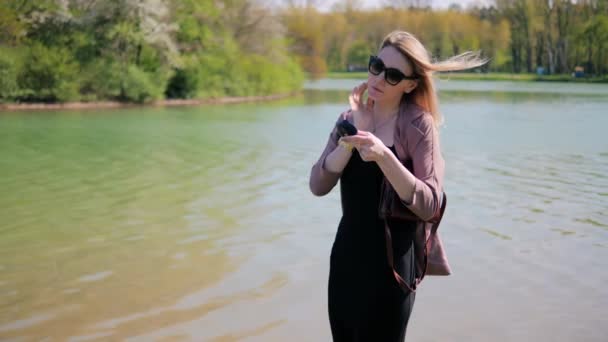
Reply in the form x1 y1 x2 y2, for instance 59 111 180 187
348 82 374 131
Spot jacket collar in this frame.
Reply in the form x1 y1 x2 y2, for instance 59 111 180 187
398 99 426 124
394 100 427 160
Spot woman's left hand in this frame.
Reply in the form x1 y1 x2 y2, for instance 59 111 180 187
341 131 390 163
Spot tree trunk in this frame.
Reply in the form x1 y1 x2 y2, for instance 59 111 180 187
511 43 522 73
587 37 594 75
597 44 604 75
136 44 142 66
526 43 533 73
536 32 544 69
543 1 555 74
514 0 533 73
555 0 570 74
546 39 555 74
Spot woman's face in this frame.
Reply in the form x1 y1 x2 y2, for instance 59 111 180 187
367 45 418 103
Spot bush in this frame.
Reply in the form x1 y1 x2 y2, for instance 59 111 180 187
120 65 164 103
197 52 231 98
77 59 126 101
346 41 371 71
0 49 20 102
17 43 80 102
165 56 199 99
239 54 304 95
299 55 328 80
78 60 166 103
196 49 304 98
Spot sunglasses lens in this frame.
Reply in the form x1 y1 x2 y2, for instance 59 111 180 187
385 69 403 85
369 58 383 75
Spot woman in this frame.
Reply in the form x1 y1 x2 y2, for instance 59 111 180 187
309 31 487 341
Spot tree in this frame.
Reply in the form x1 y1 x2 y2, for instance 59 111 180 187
555 0 572 73
346 41 370 70
0 3 25 45
580 14 608 75
281 6 328 77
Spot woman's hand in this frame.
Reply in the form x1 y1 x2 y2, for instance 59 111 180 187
341 131 390 163
349 82 374 131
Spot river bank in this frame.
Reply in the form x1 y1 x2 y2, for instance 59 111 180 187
0 93 297 112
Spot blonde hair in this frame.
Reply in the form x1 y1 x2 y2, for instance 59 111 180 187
381 31 488 126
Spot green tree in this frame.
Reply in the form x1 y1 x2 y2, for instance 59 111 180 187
346 41 371 70
17 43 79 102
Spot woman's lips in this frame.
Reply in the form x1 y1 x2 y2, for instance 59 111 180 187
370 85 383 94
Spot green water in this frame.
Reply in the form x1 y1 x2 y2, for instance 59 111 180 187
1 80 607 341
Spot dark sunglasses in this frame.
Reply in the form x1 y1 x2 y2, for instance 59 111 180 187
368 55 418 86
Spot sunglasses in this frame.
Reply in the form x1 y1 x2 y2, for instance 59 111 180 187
368 55 418 86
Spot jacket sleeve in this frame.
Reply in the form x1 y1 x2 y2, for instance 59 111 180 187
309 113 345 196
401 115 445 221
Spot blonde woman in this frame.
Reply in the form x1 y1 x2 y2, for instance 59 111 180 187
309 31 487 341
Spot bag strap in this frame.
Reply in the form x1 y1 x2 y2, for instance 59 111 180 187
384 192 447 293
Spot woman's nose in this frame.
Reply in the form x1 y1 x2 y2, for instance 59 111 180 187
374 71 387 85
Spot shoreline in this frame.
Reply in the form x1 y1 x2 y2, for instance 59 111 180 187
0 92 298 112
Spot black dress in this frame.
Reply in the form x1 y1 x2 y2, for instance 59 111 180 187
328 145 417 342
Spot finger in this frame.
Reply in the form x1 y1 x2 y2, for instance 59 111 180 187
341 135 369 146
349 92 358 108
340 137 361 149
350 130 371 139
359 82 368 93
359 148 371 162
356 90 365 105
366 97 374 111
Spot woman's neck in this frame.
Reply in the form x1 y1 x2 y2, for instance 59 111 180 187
373 99 400 120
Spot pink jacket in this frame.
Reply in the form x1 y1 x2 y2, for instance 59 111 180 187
309 101 451 278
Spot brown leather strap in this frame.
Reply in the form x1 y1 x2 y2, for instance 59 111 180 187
385 192 447 293
385 222 418 292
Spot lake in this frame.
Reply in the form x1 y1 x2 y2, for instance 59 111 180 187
1 79 607 341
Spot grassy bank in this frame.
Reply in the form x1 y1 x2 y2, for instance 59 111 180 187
325 72 608 83
0 93 298 112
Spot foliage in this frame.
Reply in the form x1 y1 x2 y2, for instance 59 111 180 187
283 0 608 77
17 43 80 102
0 48 20 101
1 0 607 104
0 0 303 104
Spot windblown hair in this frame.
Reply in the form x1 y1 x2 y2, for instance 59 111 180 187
381 31 489 126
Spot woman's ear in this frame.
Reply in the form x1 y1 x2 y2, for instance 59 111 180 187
404 80 418 94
